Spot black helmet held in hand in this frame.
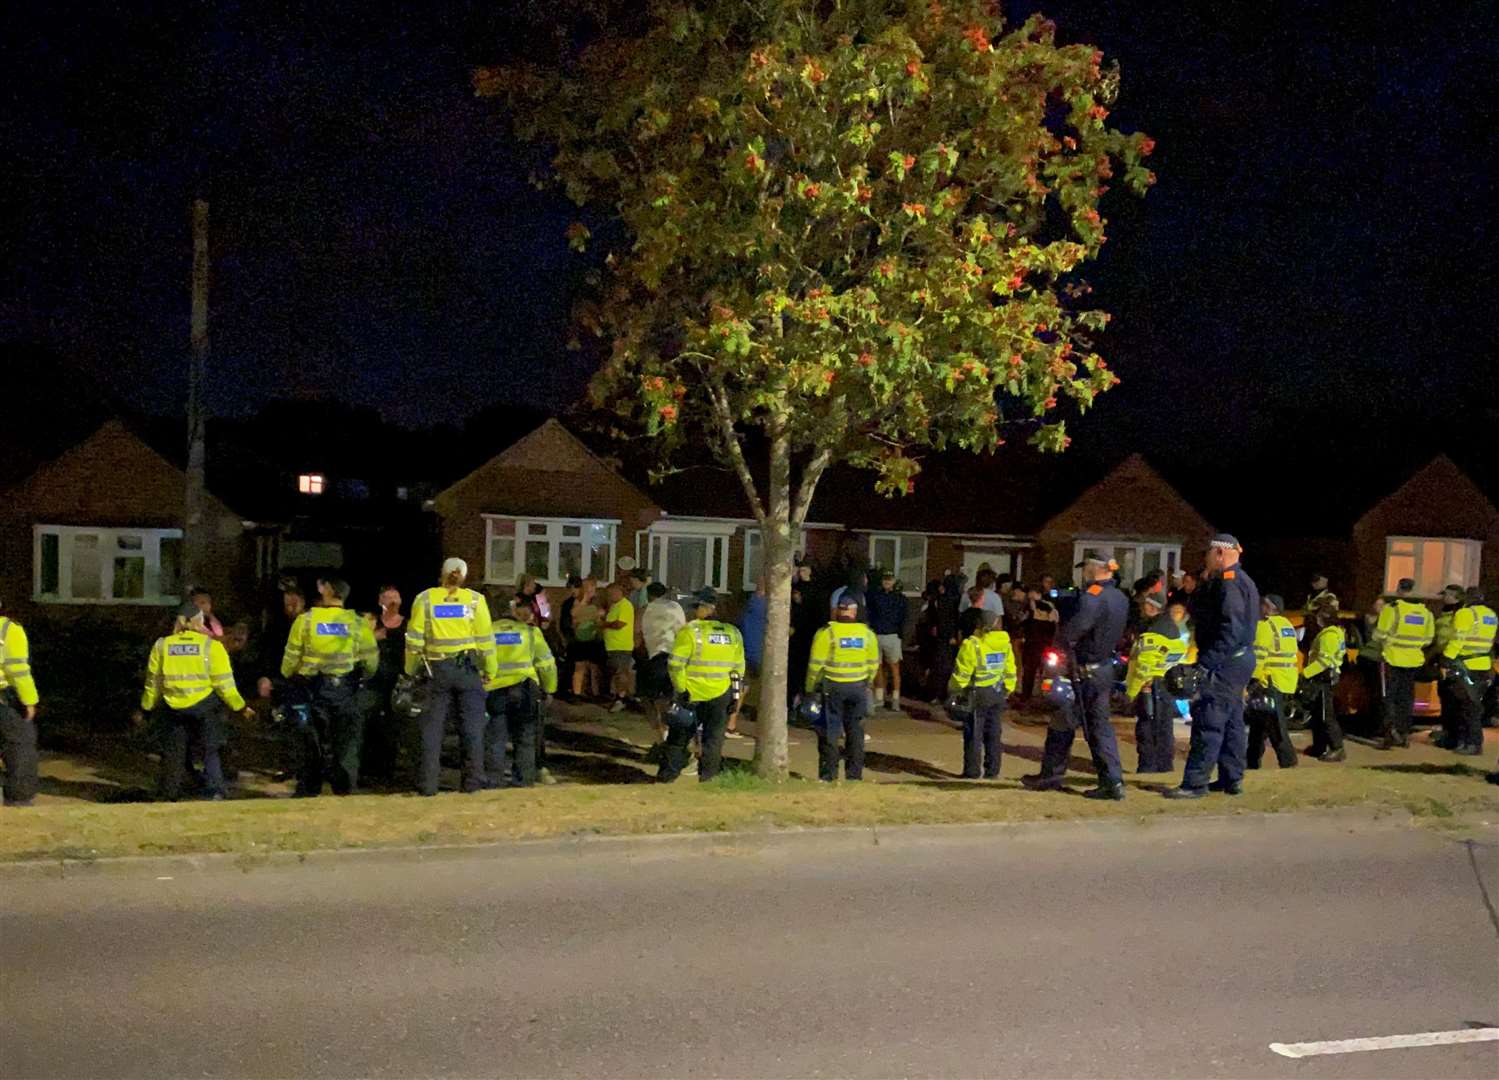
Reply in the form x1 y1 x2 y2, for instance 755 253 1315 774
1164 663 1204 701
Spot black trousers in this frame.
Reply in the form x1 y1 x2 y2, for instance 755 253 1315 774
293 678 364 796
0 694 40 805
1355 656 1384 734
419 659 486 795
929 642 957 702
659 690 731 783
1383 665 1418 742
1183 650 1256 790
818 681 870 781
961 686 1004 779
1247 686 1298 769
1446 671 1491 750
1133 682 1177 773
158 699 225 801
485 682 538 788
1040 664 1122 785
1304 676 1344 754
361 675 401 784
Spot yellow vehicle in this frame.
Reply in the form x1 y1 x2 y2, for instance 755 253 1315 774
1283 608 1453 729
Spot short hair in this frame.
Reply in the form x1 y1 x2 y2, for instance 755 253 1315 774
647 581 668 599
976 569 997 589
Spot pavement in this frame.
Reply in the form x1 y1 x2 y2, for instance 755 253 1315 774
29 696 1498 802
3 814 1496 1078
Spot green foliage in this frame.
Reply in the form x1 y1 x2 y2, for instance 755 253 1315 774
479 0 1153 498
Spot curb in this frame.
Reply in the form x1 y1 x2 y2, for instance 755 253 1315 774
4 806 1486 881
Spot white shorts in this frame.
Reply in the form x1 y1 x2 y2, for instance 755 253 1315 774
877 634 903 664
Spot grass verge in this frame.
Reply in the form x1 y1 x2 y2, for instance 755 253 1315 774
4 759 1496 863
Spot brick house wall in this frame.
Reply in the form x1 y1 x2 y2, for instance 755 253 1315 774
433 420 663 610
0 420 249 634
1033 454 1214 583
1349 456 1499 611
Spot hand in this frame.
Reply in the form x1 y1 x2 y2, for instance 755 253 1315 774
242 707 257 720
257 677 273 699
130 709 145 727
23 705 36 722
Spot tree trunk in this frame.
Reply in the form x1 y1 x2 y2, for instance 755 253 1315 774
753 427 795 779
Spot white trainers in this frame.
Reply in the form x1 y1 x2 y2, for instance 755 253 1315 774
608 700 626 714
891 694 901 711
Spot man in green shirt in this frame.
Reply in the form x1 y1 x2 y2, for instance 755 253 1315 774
602 582 637 713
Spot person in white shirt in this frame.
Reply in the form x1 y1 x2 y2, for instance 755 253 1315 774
958 569 1005 617
639 582 687 745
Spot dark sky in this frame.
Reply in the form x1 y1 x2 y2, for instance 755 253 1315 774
5 1 1497 482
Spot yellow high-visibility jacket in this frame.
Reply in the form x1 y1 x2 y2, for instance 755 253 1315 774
405 586 498 681
668 619 746 703
950 629 1018 693
1373 599 1434 669
1126 616 1192 698
484 619 558 693
1302 625 1347 680
1442 605 1497 672
1252 615 1300 694
0 617 39 707
807 621 879 691
281 606 378 679
141 631 246 712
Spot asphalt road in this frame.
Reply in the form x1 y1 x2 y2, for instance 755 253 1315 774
3 815 1497 1079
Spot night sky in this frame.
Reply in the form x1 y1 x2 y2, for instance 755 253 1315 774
5 1 1497 489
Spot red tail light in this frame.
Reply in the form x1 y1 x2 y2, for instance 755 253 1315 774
1044 650 1061 667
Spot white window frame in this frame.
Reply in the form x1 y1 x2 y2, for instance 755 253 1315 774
867 533 928 596
33 524 185 606
1072 540 1182 587
1384 536 1481 599
645 519 734 595
742 527 808 591
297 473 325 495
482 515 619 588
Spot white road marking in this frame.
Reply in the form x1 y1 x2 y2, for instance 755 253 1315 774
1270 1028 1499 1058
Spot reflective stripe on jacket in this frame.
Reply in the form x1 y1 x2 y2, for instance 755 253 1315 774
405 587 498 681
281 607 378 679
950 629 1017 693
141 632 246 712
806 622 879 690
667 620 745 703
484 620 558 693
0 617 39 707
1445 605 1497 671
1252 616 1300 694
1302 625 1346 680
1374 600 1434 669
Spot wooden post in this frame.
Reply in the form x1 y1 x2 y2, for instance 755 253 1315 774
183 198 210 593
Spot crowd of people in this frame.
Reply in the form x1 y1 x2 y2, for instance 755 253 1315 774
0 535 1496 807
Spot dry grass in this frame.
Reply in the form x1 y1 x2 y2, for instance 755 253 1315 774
5 759 1496 863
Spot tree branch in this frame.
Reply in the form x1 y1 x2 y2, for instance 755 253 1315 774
709 382 767 525
792 443 834 527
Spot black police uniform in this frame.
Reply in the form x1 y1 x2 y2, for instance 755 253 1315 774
1182 566 1260 791
1037 578 1129 788
421 656 488 796
485 681 539 788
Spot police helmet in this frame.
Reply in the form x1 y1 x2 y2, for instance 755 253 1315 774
665 696 698 728
944 692 975 724
1244 679 1276 715
797 693 826 726
1038 670 1074 712
391 674 428 720
1438 661 1474 694
1164 663 1204 701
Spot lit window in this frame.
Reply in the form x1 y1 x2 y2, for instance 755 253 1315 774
1384 537 1481 598
1071 541 1182 587
483 517 618 587
868 534 927 594
298 474 325 495
34 526 184 606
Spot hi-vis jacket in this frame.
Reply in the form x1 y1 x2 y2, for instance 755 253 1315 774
1252 615 1300 695
806 621 879 691
141 631 246 712
1302 624 1347 680
405 586 498 681
1439 604 1497 672
484 619 558 693
950 629 1018 694
668 619 746 703
0 617 39 707
1373 599 1435 669
281 606 378 680
1126 615 1192 699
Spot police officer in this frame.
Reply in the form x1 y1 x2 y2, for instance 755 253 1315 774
659 588 745 783
1301 597 1348 761
1124 591 1189 774
806 595 880 782
137 604 254 801
1166 534 1260 799
406 558 498 795
1433 586 1496 756
1246 594 1299 771
950 608 1017 779
0 601 40 808
281 577 378 796
1370 577 1434 749
1024 552 1130 800
484 592 558 787
1304 573 1334 614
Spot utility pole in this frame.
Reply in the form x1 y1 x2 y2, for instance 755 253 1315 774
183 198 210 593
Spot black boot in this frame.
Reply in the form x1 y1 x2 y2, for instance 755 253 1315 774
1453 744 1483 756
1207 778 1244 795
1317 747 1346 762
1083 781 1125 801
1022 773 1068 791
1164 785 1207 800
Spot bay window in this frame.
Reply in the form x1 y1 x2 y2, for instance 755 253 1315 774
645 521 734 595
1384 537 1481 598
484 516 617 588
1071 541 1181 586
34 525 184 605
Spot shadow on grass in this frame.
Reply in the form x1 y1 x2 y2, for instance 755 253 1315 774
543 727 657 784
1364 762 1491 778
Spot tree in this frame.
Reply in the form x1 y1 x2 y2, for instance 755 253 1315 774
477 0 1155 778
